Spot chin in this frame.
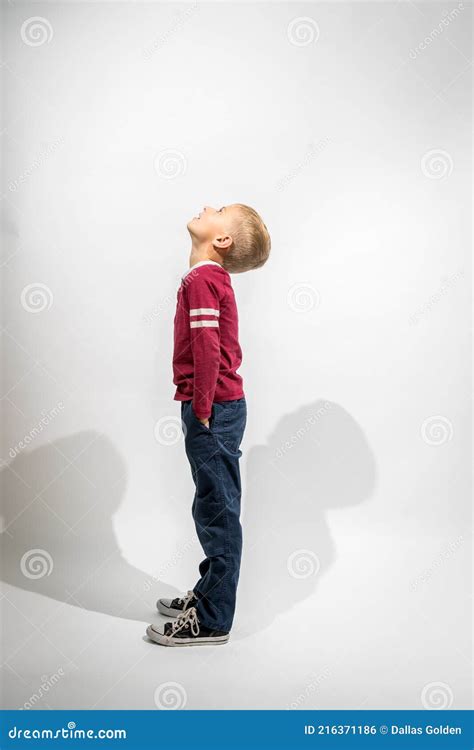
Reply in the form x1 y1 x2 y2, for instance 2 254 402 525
187 217 201 236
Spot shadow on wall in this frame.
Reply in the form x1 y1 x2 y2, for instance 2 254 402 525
0 401 376 636
0 431 176 622
235 399 377 638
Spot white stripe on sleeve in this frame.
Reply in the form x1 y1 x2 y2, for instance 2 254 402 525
190 320 219 328
189 308 220 317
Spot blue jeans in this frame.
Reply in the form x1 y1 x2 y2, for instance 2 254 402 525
181 397 247 632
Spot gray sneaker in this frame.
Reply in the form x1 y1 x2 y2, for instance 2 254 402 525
156 589 197 618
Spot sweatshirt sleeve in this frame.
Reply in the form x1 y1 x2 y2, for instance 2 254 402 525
185 269 224 420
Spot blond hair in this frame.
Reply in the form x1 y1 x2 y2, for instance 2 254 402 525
223 204 271 274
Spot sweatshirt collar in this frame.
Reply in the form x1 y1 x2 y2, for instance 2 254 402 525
181 259 222 280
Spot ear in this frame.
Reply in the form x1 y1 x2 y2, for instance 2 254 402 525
213 233 233 250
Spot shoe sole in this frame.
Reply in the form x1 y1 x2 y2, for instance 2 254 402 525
156 601 184 618
146 625 229 647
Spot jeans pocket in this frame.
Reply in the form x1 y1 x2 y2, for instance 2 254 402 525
190 403 214 432
222 399 246 451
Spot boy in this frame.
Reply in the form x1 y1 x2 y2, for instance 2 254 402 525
146 204 270 646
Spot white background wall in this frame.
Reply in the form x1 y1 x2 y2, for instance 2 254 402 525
1 1 471 710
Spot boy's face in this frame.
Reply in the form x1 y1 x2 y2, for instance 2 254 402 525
187 205 239 247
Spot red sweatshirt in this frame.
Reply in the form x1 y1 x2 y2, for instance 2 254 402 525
172 260 245 419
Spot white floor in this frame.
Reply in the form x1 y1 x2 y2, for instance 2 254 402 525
1 403 471 710
1 527 470 710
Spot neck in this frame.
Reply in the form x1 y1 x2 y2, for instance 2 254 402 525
188 239 223 270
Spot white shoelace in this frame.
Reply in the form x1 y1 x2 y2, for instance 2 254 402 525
170 607 200 637
177 590 195 610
